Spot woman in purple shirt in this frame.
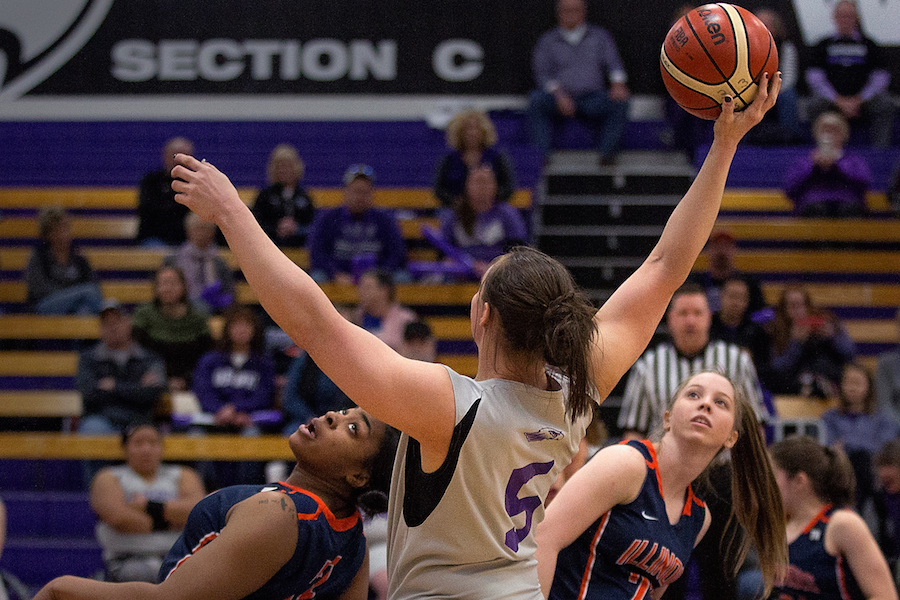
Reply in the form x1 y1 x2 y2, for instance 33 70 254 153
439 166 528 279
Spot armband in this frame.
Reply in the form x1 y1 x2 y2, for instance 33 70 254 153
146 500 169 531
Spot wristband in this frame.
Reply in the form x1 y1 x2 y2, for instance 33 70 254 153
146 500 169 531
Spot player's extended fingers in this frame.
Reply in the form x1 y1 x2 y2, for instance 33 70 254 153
174 153 204 171
720 95 735 120
170 164 195 182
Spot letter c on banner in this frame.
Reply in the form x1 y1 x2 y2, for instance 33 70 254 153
432 39 483 82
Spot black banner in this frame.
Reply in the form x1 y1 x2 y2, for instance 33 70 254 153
1 0 898 102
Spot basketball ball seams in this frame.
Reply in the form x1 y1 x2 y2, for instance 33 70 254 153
661 3 776 119
684 6 735 87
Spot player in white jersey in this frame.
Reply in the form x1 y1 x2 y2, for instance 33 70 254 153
167 72 780 600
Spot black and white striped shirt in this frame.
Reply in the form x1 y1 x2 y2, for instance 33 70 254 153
617 340 767 435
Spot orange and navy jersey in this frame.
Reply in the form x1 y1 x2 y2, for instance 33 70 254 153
772 505 865 600
550 440 706 600
159 481 365 600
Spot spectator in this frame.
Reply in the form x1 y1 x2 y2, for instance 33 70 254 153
90 422 205 583
744 8 806 145
280 351 354 437
307 164 406 284
352 269 417 353
766 285 856 398
191 305 277 434
400 320 437 363
438 166 528 279
710 275 771 374
785 112 872 217
169 213 235 314
821 362 900 513
805 0 895 147
873 439 900 585
617 283 768 439
434 109 515 207
688 229 766 314
251 144 315 247
875 308 900 424
25 206 102 315
528 0 630 164
137 137 193 246
77 300 167 434
132 265 213 392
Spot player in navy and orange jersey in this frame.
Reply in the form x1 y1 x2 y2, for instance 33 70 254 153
536 371 788 600
33 407 399 600
769 436 896 600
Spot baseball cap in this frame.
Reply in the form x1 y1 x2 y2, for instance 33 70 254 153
99 298 123 316
343 164 375 186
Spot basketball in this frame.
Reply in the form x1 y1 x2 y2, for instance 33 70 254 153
660 3 778 120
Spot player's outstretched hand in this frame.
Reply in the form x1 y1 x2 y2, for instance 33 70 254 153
714 71 782 147
170 154 244 226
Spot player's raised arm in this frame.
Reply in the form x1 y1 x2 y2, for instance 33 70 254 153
590 72 781 398
169 156 454 449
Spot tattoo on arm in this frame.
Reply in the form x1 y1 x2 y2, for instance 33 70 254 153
281 497 288 511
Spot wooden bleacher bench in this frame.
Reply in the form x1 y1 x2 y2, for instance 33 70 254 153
0 187 532 211
0 313 476 342
715 217 900 243
0 432 295 461
694 249 900 274
0 216 440 244
721 189 890 213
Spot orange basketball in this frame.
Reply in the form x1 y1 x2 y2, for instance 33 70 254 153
660 3 778 120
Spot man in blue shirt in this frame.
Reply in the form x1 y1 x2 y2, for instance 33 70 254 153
528 0 630 164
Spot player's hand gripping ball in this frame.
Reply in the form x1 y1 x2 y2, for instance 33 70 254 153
661 3 778 119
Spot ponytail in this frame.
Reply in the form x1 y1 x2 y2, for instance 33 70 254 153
481 247 598 422
770 435 856 509
727 403 788 598
542 291 597 420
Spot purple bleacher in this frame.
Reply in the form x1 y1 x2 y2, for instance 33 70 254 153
698 143 900 191
0 538 102 586
0 459 90 492
0 120 544 189
3 491 96 539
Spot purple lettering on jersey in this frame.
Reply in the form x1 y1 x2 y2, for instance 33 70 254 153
503 460 554 552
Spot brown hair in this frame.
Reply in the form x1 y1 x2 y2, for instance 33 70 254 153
480 246 597 420
770 435 856 508
660 370 788 596
218 304 264 353
453 166 498 237
153 265 189 306
839 362 876 414
770 285 813 354
875 439 900 469
445 109 498 151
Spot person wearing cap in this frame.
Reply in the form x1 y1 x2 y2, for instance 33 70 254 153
307 165 407 284
687 229 766 315
76 300 168 434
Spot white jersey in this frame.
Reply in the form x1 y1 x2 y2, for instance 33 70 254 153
95 464 183 558
386 365 592 600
